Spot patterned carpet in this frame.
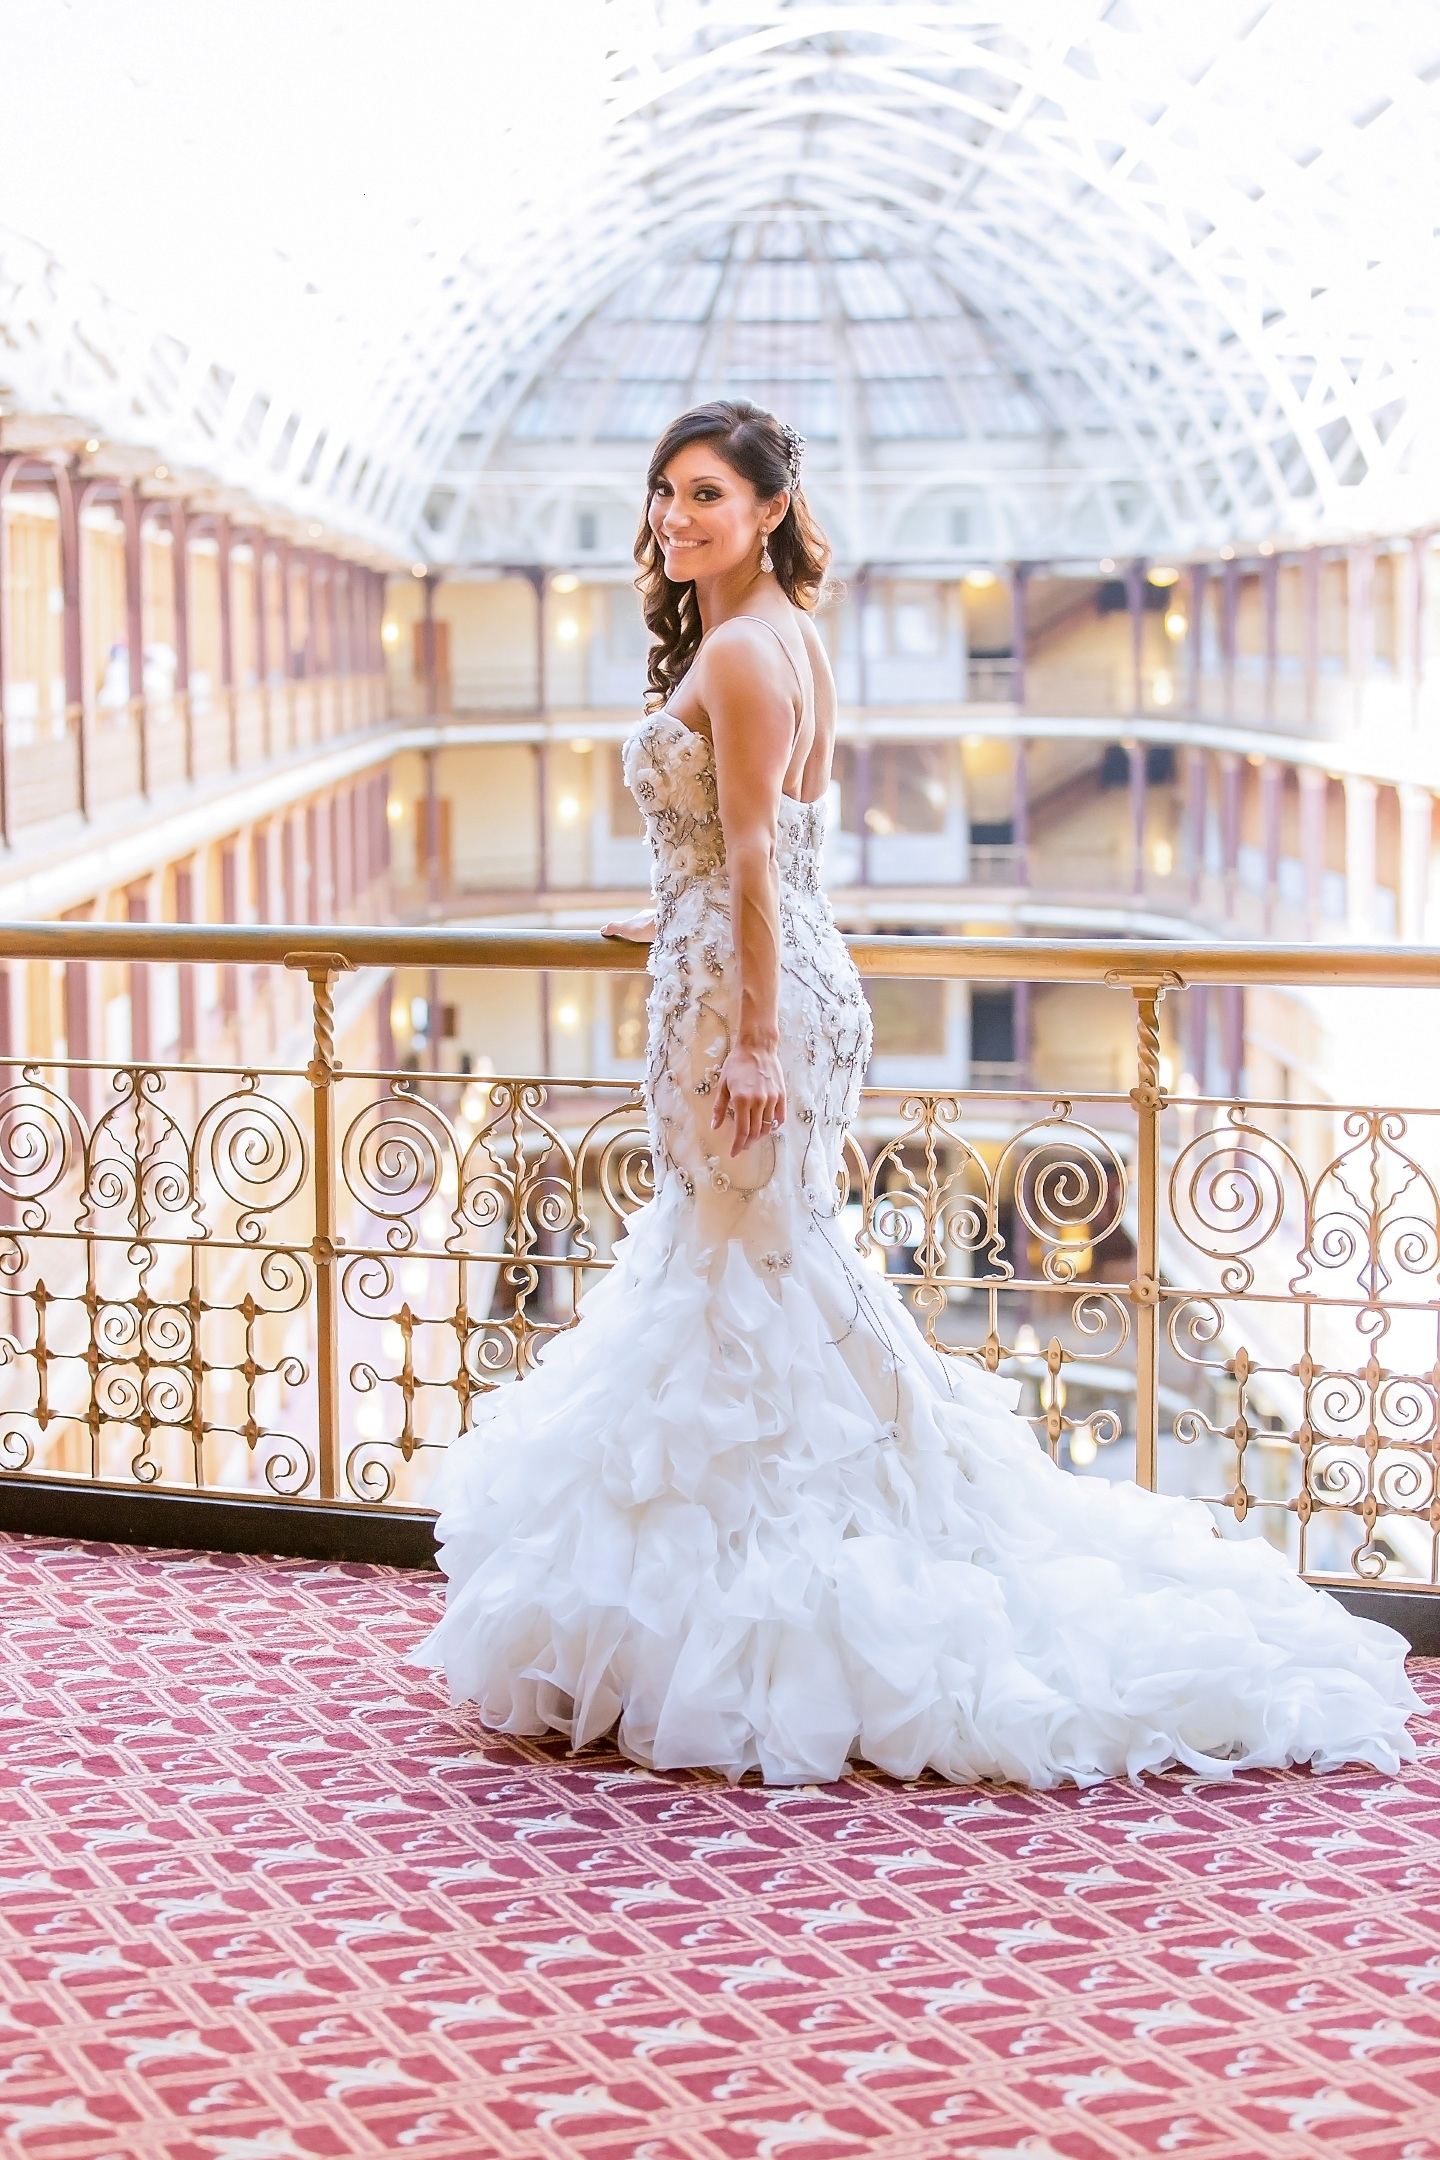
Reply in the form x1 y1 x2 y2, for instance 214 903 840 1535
3 1535 1440 2160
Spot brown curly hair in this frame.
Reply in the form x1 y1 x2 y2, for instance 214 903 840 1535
633 399 834 712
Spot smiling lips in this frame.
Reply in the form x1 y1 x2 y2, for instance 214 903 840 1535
665 537 707 548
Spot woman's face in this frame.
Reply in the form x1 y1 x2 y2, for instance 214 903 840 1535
648 440 785 581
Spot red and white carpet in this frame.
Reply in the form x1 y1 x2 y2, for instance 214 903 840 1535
2 1533 1439 2160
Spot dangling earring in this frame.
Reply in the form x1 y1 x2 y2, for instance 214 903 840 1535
759 527 773 573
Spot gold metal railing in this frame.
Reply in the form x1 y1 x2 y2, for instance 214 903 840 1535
0 923 1437 1600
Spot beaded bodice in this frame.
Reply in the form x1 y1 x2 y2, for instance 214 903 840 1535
619 702 872 1245
622 708 824 901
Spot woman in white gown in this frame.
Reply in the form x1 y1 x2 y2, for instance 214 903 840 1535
410 400 1421 1789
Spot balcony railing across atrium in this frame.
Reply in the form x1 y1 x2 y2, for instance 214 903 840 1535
0 674 389 838
0 925 1436 1635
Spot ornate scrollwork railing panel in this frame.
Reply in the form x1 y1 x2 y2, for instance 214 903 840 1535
1160 1095 1440 1586
331 1070 651 1506
839 1087 1137 1474
0 1057 318 1497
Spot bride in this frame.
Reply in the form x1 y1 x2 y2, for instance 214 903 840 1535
409 399 1421 1788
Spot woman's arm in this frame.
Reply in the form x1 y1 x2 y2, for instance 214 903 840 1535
703 626 794 1157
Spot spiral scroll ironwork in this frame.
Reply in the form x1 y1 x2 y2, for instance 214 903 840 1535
0 1003 1435 1594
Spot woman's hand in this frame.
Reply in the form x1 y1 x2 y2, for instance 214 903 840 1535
600 907 657 944
712 1039 786 1158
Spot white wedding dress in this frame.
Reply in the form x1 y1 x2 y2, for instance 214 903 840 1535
411 632 1422 1787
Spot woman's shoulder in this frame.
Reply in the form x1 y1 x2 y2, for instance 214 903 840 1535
693 605 833 718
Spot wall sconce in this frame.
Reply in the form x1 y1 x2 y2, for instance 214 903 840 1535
555 1000 581 1031
1150 671 1174 707
556 794 581 823
1164 609 1188 639
555 616 581 644
552 572 580 595
1069 1422 1097 1467
381 619 400 648
385 793 404 824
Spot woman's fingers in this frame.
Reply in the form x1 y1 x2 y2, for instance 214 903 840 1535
729 1096 784 1156
601 911 656 942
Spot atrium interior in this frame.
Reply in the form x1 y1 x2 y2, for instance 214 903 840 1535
2 5 1439 2155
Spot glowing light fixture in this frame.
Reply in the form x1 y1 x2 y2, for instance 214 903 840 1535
1164 609 1188 639
460 1080 492 1124
551 572 580 594
1146 565 1180 588
380 618 400 648
555 615 581 643
385 793 404 823
1070 1424 1097 1467
963 569 997 590
570 737 594 755
557 794 581 823
1150 671 1174 707
555 1000 581 1031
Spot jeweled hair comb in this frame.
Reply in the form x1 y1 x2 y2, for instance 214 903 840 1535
778 420 806 486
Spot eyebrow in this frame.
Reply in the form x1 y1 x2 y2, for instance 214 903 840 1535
657 472 729 487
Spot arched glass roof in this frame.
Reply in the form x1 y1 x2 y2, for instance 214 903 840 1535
2 0 1436 567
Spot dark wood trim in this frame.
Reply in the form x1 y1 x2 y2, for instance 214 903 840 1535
1330 1587 1440 1657
1 1481 1437 1651
0 1479 439 1570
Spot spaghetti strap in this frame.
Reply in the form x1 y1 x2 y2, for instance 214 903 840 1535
742 615 808 705
696 613 810 736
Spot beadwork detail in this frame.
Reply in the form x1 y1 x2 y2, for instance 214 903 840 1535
620 706 873 1231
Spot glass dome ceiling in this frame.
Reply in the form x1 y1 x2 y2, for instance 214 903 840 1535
2 0 1436 568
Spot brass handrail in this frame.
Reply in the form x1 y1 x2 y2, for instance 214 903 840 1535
1 919 1437 987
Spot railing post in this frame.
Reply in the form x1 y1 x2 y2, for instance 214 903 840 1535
287 949 353 1500
1129 981 1168 1491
